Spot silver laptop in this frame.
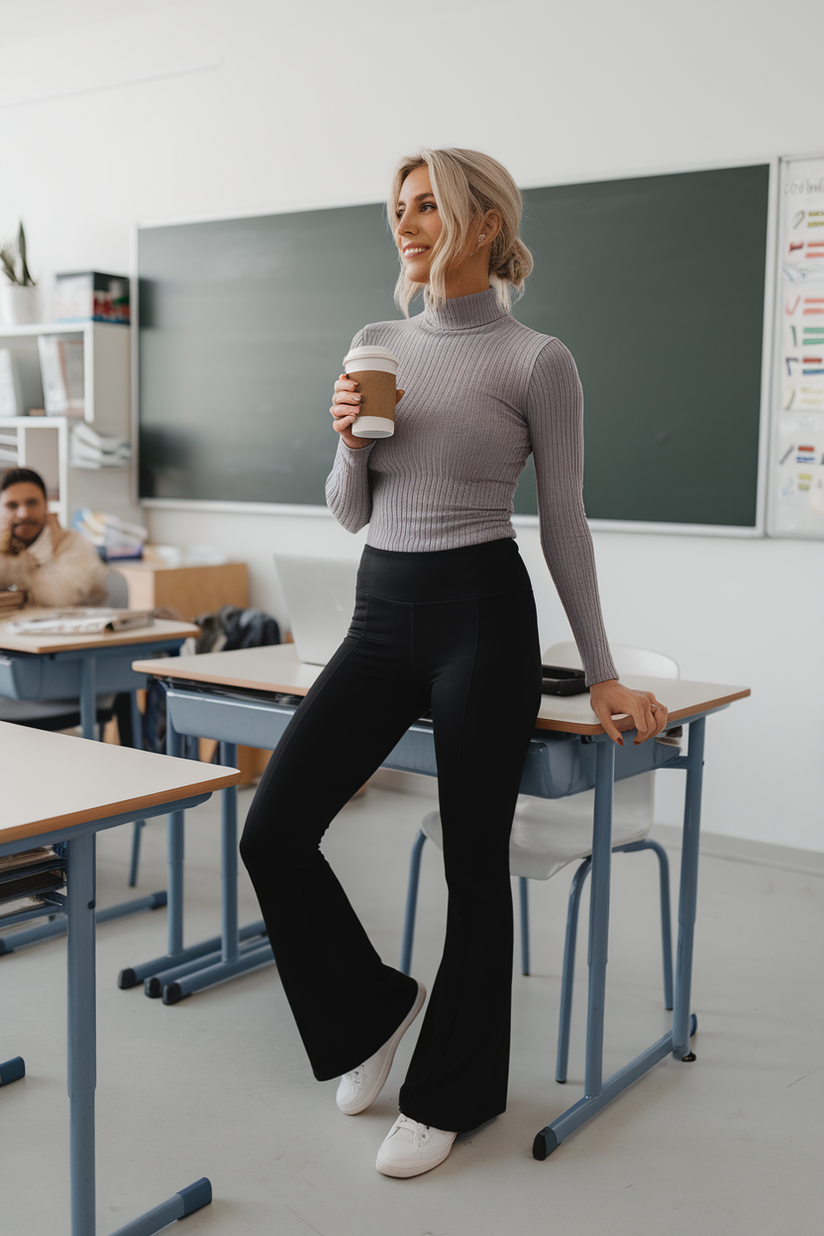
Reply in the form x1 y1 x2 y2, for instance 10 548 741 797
272 552 360 666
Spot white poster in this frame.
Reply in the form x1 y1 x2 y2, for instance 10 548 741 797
769 156 824 535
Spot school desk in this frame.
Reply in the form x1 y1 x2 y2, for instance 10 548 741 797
0 612 199 953
0 720 239 1236
127 644 749 1157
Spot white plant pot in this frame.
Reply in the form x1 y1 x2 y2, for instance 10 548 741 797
0 283 41 325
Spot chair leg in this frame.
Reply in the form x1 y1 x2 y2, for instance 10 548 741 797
556 857 592 1084
640 839 673 1010
519 877 530 976
617 839 674 1011
400 831 427 976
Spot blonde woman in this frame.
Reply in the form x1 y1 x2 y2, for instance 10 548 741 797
241 148 667 1178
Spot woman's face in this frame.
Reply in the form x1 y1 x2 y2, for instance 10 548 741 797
395 165 443 285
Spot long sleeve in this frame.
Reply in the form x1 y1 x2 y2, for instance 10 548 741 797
325 436 375 532
526 339 618 687
324 327 376 533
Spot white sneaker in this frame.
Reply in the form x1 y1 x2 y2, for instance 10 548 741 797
375 1113 457 1178
336 982 426 1116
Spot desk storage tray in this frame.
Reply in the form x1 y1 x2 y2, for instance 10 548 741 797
166 687 297 748
163 686 682 799
0 641 187 701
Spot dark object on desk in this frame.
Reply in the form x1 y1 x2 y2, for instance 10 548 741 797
141 606 281 753
193 605 281 655
541 665 588 696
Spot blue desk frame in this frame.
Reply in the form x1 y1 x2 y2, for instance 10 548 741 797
1 795 214 1236
0 637 187 955
121 674 722 1157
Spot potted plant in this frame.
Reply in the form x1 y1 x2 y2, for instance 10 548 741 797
0 222 40 325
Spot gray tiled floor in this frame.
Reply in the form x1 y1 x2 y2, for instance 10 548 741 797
1 775 822 1235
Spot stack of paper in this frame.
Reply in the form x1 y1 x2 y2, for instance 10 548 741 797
70 423 131 469
9 607 154 635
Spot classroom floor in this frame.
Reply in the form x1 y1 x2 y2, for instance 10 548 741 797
2 771 822 1236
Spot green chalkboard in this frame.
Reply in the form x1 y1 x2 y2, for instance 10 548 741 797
138 164 771 526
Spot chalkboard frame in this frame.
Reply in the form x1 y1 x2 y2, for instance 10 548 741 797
133 157 778 536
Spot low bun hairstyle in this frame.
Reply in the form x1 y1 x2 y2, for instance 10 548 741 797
389 148 534 317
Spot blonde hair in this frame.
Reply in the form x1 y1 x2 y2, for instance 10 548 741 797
388 147 533 317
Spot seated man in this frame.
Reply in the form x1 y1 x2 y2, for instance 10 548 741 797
0 467 108 607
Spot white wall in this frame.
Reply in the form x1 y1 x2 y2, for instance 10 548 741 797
4 0 824 852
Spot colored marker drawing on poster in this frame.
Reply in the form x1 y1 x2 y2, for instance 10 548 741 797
770 156 824 536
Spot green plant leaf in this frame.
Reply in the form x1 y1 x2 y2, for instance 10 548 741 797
0 248 20 284
18 221 34 287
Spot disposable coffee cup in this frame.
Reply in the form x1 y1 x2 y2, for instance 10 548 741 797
342 345 399 439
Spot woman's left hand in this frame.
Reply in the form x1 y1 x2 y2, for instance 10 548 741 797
588 678 668 746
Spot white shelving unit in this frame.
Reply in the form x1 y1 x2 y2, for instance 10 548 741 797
0 321 141 528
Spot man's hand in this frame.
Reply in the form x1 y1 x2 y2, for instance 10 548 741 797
0 526 26 556
589 678 669 745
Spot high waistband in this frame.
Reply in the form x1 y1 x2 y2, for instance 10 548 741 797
357 538 531 603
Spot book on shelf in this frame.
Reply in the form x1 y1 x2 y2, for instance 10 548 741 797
37 334 84 416
8 607 154 635
0 347 43 417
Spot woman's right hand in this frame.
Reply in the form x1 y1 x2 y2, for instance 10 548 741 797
330 374 368 449
330 375 405 450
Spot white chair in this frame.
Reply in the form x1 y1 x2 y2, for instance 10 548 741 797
399 641 680 1083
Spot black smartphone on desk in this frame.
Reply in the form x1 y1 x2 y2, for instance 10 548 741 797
541 665 588 696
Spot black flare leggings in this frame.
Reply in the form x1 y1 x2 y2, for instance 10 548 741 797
240 538 542 1132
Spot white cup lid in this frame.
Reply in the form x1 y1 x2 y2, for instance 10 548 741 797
343 344 399 373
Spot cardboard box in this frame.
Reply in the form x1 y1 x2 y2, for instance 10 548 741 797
54 272 130 324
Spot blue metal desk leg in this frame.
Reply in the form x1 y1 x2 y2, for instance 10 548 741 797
672 717 705 1060
166 711 186 958
584 739 615 1098
220 745 240 967
533 738 615 1159
79 654 97 741
66 830 97 1234
66 831 212 1236
161 745 273 1005
128 693 146 888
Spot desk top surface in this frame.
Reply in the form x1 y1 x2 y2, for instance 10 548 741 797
0 609 199 654
132 643 750 735
0 720 240 845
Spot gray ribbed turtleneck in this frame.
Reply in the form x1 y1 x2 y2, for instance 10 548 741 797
325 288 617 686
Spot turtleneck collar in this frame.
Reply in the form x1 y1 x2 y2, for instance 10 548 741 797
420 286 508 332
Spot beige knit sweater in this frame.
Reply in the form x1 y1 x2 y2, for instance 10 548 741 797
0 523 108 607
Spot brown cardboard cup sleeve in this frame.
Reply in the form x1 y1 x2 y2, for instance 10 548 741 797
342 345 399 439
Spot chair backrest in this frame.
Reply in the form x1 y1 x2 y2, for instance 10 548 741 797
543 640 680 681
105 568 129 609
